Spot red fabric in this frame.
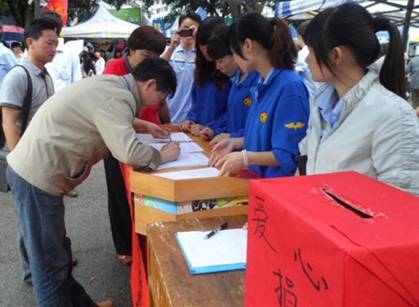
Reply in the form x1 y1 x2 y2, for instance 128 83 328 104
105 58 153 306
103 56 128 76
237 169 261 179
45 0 68 25
103 57 161 124
121 165 149 307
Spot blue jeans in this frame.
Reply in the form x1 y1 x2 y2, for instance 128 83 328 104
17 229 31 282
6 167 96 307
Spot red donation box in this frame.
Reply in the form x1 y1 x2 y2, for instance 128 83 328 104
246 171 419 307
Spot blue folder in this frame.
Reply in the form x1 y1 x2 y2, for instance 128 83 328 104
176 229 247 275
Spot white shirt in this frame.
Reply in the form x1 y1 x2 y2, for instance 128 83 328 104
95 57 105 75
295 45 320 98
46 38 82 92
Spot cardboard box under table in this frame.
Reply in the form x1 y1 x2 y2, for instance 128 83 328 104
246 171 419 307
130 136 249 236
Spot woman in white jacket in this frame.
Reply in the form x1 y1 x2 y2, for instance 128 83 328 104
299 3 419 195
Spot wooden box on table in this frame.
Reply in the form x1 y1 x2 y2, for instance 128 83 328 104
131 134 249 236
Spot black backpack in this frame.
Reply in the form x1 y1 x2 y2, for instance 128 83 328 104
0 65 33 192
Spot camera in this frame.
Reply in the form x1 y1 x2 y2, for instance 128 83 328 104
178 28 194 37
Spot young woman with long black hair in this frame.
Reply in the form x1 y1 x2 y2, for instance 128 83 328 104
179 17 230 136
300 3 419 194
210 13 310 178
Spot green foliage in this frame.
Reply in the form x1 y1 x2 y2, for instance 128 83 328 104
142 0 275 20
0 0 33 27
68 0 130 23
0 0 130 27
0 0 276 29
142 0 229 18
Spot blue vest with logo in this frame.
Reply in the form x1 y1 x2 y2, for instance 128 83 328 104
244 68 309 178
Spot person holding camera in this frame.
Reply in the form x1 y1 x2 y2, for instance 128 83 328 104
162 12 201 124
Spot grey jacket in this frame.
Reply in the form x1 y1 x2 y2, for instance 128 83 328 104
7 74 161 196
407 56 419 89
299 71 419 195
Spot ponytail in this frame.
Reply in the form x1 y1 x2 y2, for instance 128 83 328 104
305 3 406 99
229 13 296 70
373 17 406 99
269 18 297 70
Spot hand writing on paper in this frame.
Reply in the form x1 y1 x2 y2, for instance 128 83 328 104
209 138 235 167
147 122 169 139
190 123 205 136
199 127 214 140
179 120 194 132
160 142 180 163
216 152 244 176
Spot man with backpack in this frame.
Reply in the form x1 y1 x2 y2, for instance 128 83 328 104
0 18 58 284
1 18 57 149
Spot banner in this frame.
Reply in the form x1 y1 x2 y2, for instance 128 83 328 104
46 0 68 25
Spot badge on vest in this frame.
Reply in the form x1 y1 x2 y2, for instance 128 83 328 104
243 97 252 106
285 122 305 130
260 112 268 124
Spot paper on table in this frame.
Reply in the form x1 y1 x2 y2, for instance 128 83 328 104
153 167 220 180
157 153 209 170
149 142 203 153
136 132 192 144
176 229 247 274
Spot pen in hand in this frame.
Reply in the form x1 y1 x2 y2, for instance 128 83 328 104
204 222 228 239
166 129 172 142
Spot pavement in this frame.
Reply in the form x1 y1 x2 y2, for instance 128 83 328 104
0 164 132 307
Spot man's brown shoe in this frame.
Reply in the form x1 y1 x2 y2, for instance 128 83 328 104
96 300 115 307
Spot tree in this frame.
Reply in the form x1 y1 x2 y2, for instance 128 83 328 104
223 0 275 21
0 0 130 27
142 0 275 21
68 0 129 25
0 0 32 27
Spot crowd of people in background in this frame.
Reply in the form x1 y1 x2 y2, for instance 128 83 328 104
0 3 418 307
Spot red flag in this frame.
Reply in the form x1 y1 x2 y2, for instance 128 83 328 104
45 0 68 26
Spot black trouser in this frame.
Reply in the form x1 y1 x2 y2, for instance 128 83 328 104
104 154 132 256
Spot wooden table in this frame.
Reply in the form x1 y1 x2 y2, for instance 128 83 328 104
147 215 247 307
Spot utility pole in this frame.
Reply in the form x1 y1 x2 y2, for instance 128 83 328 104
402 0 415 50
224 0 242 21
34 0 42 18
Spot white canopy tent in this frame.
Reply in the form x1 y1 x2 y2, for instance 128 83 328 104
62 2 139 39
275 0 363 17
274 0 419 48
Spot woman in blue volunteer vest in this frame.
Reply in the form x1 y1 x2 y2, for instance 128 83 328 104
179 17 230 135
210 13 309 178
197 24 260 142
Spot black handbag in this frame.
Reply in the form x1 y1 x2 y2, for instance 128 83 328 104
0 65 33 192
